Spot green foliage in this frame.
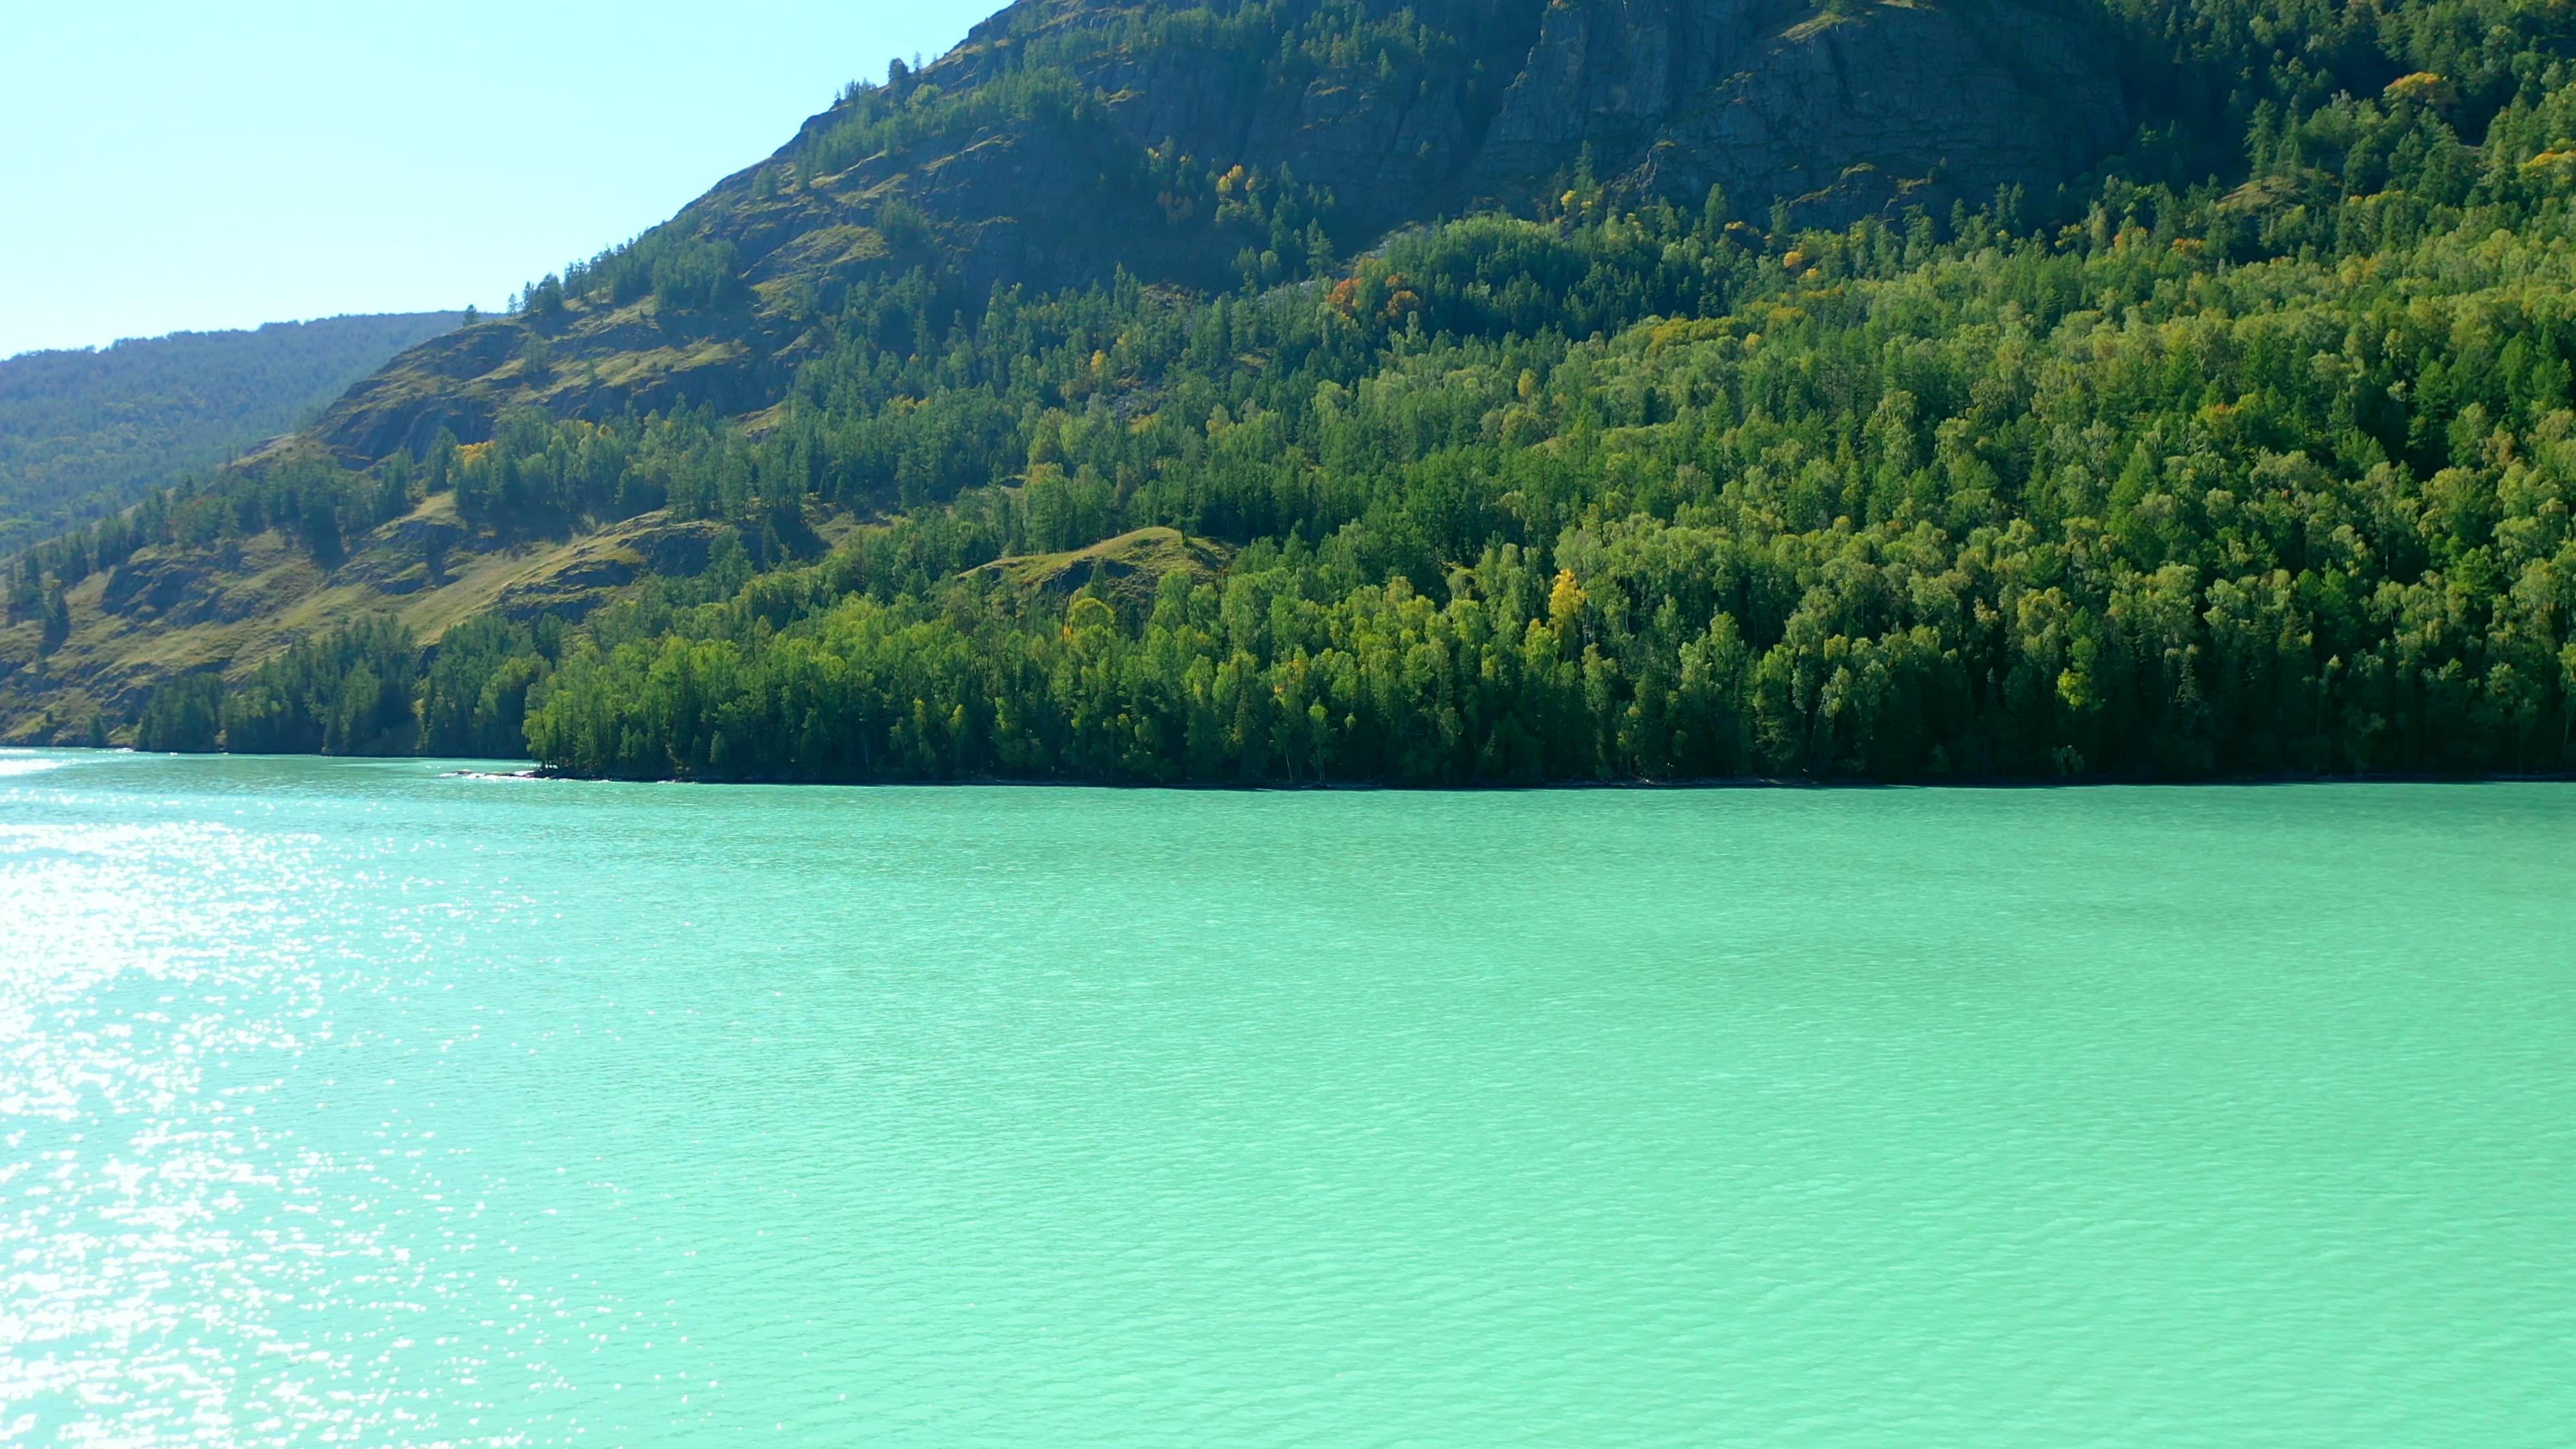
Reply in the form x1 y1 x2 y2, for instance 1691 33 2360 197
62 2 2576 779
510 93 2576 781
218 616 420 756
0 313 463 552
799 67 1097 180
134 673 223 753
37 580 70 656
419 614 564 758
133 613 559 760
13 445 421 602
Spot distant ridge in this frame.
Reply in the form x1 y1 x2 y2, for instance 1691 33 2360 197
0 312 466 550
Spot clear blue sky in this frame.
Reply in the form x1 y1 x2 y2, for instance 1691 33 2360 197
1 1 1000 359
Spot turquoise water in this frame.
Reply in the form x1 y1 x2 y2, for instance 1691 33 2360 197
2 750 2571 1446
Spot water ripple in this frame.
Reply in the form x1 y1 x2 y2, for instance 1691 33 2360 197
3 751 2572 1445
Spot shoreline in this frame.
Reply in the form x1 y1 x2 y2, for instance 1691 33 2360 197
11 745 2569 793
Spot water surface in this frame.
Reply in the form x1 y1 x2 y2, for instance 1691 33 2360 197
3 749 2571 1445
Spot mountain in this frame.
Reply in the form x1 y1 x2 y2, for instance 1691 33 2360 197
312 0 2133 462
0 313 466 552
8 0 2576 782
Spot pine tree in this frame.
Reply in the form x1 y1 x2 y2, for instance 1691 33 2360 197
39 581 70 655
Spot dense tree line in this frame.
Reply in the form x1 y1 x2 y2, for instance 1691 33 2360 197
136 613 566 758
93 1 2576 780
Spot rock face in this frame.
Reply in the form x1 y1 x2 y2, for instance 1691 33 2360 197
819 0 2127 284
310 0 2129 463
1467 0 2129 223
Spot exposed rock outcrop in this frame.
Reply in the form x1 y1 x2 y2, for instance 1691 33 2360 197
1467 0 2128 224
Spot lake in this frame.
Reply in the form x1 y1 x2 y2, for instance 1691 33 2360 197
3 749 2571 1445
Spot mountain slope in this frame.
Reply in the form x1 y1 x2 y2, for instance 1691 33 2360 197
0 313 466 551
306 0 2133 464
10 0 2576 781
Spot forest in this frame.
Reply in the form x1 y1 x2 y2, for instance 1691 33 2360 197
36 0 2576 782
0 313 464 553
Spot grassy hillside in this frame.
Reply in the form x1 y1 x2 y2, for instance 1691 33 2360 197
0 313 466 552
9 0 2576 782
